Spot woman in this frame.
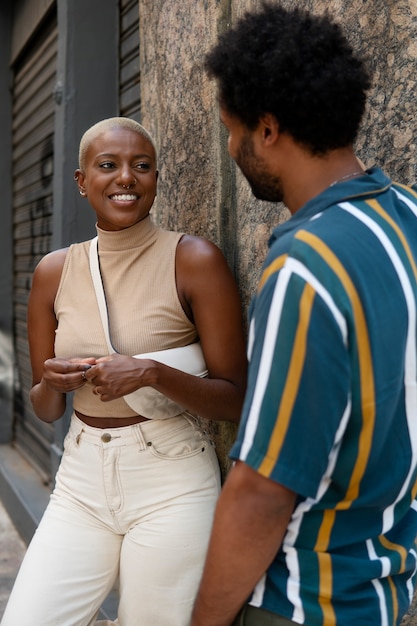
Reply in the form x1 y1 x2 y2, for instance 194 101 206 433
1 117 247 626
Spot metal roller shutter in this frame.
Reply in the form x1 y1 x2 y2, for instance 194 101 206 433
119 0 141 120
12 11 57 484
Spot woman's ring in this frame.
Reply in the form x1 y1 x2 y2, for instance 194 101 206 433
81 371 87 382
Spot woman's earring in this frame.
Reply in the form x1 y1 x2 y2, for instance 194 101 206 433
79 189 86 197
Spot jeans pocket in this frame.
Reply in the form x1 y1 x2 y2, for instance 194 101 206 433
147 421 208 461
62 430 77 456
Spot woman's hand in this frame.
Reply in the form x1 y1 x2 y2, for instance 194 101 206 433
84 354 156 402
42 357 97 393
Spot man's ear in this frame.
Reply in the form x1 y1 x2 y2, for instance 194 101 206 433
258 113 280 146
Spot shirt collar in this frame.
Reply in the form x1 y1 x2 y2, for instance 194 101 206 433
269 167 391 246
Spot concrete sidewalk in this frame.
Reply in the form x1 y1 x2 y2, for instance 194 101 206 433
0 494 118 622
0 444 118 622
0 497 26 620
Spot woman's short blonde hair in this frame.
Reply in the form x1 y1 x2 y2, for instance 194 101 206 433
78 117 157 170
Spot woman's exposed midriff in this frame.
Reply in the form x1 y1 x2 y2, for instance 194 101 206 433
75 410 150 429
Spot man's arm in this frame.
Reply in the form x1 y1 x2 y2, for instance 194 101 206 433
191 460 297 626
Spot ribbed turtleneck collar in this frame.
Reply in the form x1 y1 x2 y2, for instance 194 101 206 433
96 215 159 252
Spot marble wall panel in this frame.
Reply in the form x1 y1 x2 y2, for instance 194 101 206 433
140 0 225 242
139 0 417 478
139 0 241 477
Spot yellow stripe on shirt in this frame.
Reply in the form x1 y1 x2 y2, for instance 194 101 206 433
378 535 408 572
315 510 337 625
258 254 287 292
366 198 417 282
317 551 337 626
295 231 376 508
258 283 315 477
394 182 417 200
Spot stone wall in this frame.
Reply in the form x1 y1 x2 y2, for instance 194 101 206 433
139 0 417 478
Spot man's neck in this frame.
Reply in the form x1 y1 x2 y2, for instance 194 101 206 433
280 145 364 215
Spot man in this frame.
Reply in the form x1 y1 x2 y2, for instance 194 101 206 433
191 3 417 626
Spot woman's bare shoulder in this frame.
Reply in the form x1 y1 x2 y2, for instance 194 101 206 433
176 234 226 269
35 246 69 270
31 247 69 289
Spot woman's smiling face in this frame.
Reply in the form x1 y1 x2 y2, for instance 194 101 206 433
75 126 158 231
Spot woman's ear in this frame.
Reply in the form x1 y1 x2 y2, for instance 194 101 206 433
74 169 87 197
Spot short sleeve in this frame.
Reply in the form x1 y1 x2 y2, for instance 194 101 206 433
231 260 350 499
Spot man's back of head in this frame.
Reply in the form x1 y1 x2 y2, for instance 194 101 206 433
205 2 372 156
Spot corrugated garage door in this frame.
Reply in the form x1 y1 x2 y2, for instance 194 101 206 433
119 0 141 120
12 10 57 483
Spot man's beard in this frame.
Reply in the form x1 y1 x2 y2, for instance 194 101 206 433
236 134 284 203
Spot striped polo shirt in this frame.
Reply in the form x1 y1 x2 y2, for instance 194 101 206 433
231 168 417 625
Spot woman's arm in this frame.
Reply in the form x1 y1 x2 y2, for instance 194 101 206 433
28 249 94 422
174 235 247 422
87 236 248 423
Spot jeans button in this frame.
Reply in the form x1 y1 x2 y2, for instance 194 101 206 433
101 433 112 443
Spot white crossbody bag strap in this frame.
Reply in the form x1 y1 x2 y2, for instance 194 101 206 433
89 237 116 354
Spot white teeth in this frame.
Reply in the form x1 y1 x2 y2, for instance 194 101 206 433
110 194 137 201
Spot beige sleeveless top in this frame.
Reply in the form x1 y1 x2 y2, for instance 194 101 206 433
54 216 198 418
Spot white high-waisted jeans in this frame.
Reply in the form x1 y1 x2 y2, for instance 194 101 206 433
1 413 220 626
